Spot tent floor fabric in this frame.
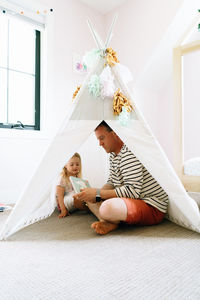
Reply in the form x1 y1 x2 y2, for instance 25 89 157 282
0 209 200 300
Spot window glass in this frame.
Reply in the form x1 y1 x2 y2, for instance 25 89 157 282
0 69 7 123
0 13 40 130
8 71 35 124
0 15 8 68
9 19 35 74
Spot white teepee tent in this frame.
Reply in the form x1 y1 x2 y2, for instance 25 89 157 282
1 18 200 240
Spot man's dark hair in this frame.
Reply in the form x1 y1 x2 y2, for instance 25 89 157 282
95 120 113 132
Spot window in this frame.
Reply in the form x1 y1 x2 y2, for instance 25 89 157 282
173 38 200 192
0 14 40 130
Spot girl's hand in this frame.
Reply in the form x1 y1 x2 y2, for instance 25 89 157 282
58 209 70 218
74 188 97 203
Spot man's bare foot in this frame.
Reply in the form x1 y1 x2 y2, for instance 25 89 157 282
91 221 118 235
58 209 69 218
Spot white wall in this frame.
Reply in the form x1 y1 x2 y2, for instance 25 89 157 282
105 0 183 81
0 0 185 203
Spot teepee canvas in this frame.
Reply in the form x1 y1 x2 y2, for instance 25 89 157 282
1 18 200 240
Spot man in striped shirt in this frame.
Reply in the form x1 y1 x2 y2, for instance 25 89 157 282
74 121 168 235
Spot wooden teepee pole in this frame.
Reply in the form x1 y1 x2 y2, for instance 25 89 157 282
104 14 118 49
87 19 104 50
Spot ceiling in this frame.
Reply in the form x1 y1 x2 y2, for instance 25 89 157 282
78 0 129 15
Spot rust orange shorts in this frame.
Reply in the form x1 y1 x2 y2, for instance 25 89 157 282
122 198 164 226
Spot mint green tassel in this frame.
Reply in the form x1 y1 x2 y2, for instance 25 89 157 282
88 75 101 98
118 106 130 127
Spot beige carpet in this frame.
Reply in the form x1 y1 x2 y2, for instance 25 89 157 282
0 209 200 300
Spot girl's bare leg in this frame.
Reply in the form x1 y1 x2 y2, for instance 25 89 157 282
56 186 68 218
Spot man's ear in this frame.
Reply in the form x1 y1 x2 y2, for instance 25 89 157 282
112 131 121 142
110 131 118 142
110 131 116 138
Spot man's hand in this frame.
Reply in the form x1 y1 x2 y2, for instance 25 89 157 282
73 188 97 203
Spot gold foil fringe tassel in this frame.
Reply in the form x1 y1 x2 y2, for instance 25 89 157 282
113 89 133 115
72 85 81 101
105 48 119 67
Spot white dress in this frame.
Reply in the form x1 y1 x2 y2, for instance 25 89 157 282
57 176 76 212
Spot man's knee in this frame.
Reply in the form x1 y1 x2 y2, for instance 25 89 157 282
99 198 127 222
99 199 113 220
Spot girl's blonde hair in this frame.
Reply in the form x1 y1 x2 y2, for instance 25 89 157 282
61 153 82 183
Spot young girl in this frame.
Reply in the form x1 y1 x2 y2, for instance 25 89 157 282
56 153 83 218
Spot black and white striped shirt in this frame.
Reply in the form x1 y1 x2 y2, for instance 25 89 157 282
107 144 168 213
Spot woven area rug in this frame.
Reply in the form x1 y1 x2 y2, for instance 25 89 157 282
0 209 200 300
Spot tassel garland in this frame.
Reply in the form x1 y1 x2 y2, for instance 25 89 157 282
113 89 133 115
